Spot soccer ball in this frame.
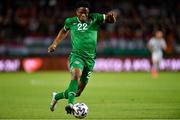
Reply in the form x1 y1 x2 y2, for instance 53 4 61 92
73 103 88 119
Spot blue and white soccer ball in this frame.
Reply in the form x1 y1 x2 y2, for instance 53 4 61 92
73 103 88 119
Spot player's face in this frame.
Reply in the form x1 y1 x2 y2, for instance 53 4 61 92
76 7 89 22
155 31 163 39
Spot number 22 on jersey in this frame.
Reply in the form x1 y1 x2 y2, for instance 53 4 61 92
77 23 88 31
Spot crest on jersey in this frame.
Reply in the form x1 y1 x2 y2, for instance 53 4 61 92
74 61 80 64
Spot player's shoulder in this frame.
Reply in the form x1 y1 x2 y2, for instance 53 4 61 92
65 16 77 23
89 13 103 18
148 37 156 44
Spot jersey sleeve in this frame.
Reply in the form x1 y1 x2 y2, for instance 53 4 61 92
64 18 71 31
93 13 105 24
161 39 167 49
148 38 154 47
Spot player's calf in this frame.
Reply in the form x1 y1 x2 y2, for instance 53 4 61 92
75 92 81 97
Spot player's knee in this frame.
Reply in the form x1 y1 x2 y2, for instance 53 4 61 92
71 69 82 80
72 73 81 80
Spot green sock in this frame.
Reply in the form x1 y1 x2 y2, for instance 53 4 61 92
67 80 78 104
55 92 65 101
55 90 69 101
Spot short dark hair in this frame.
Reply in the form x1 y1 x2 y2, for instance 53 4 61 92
76 0 90 9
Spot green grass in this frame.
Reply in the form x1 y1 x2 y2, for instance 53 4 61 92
0 72 180 119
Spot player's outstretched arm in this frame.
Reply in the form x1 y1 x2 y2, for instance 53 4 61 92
48 28 69 53
105 10 118 23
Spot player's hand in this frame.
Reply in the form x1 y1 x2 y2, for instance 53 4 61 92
107 9 120 23
106 10 118 23
109 13 116 23
48 44 57 53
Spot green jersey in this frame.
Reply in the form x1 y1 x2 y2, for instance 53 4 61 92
64 13 105 59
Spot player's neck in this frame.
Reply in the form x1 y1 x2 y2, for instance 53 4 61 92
77 17 89 23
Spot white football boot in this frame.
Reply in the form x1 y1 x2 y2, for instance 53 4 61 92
50 92 57 112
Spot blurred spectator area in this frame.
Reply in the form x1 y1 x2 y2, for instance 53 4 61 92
0 0 180 57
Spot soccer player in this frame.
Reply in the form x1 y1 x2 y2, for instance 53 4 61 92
147 30 167 78
48 1 116 114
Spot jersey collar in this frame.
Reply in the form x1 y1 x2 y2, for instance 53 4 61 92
77 17 92 24
77 17 82 23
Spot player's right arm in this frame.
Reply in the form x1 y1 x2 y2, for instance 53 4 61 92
48 18 72 53
48 28 69 53
147 38 154 52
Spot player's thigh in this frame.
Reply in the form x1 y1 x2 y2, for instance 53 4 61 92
152 52 162 63
69 55 84 78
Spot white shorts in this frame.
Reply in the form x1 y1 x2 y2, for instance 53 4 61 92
152 52 162 62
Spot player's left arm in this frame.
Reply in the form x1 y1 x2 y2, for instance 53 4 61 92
162 39 167 51
104 10 117 23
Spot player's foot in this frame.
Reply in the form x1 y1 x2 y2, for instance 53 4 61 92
65 104 74 114
50 92 57 112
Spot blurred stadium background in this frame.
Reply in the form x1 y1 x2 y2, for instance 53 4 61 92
0 0 180 119
0 0 180 72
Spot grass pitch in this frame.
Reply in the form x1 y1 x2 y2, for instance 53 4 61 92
0 71 180 119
